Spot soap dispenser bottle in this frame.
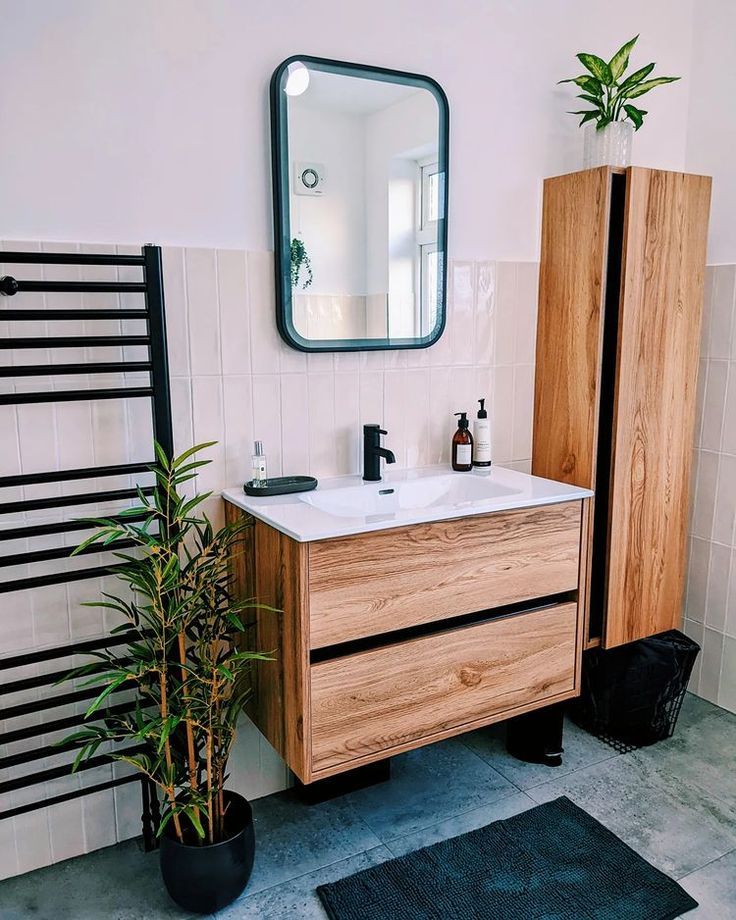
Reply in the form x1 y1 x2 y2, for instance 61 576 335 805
472 398 492 468
452 412 473 472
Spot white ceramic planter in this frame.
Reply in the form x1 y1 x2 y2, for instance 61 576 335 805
583 121 634 169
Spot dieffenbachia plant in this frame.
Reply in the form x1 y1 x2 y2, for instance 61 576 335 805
560 35 680 131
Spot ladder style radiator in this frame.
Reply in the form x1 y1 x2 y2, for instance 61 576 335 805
0 245 173 849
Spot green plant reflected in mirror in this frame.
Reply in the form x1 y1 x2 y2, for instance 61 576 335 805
270 55 449 352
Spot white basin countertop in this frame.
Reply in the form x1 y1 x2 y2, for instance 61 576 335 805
222 465 593 543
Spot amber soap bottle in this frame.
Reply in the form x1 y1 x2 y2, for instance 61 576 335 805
452 412 473 471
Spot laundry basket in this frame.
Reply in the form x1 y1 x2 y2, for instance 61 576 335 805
572 629 700 752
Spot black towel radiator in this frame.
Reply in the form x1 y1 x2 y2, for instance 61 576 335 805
0 245 172 849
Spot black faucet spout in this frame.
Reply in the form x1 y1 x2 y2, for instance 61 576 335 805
362 425 396 481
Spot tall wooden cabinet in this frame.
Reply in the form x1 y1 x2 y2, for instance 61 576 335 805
533 166 711 649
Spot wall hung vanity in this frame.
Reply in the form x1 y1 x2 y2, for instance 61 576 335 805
224 468 592 783
533 166 711 650
270 55 448 352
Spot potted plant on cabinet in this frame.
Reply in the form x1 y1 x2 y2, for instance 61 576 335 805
560 35 680 168
60 442 271 914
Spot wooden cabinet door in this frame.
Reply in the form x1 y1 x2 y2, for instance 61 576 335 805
310 602 579 776
308 503 582 649
532 167 612 488
604 168 711 648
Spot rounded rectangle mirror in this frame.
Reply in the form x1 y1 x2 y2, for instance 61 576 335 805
270 55 449 352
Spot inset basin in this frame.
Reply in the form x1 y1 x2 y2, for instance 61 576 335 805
298 473 519 519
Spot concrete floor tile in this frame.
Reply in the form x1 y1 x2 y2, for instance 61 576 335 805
385 791 537 857
679 848 736 918
0 838 191 920
462 717 619 790
526 752 736 879
211 847 392 919
246 790 382 896
345 737 516 842
631 702 736 812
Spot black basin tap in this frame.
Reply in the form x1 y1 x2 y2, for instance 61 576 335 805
362 424 396 482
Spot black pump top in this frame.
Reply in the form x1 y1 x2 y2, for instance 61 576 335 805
477 398 487 419
454 411 469 430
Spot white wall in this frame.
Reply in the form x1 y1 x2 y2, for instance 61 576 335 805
686 0 736 263
289 106 367 295
683 265 736 712
681 0 736 710
0 0 695 259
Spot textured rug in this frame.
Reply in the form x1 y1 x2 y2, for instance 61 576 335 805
317 796 698 919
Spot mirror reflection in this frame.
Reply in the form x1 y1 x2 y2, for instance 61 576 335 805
272 57 448 351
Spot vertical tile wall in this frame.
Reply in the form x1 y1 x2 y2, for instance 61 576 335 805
0 242 539 879
169 253 539 518
683 264 736 712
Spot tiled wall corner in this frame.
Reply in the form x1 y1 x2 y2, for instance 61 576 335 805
683 263 736 713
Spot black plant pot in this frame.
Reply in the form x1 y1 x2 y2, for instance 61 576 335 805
160 791 255 914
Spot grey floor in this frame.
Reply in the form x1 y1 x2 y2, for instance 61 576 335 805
2 693 735 919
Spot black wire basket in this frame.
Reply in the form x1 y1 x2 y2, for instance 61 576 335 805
571 629 701 753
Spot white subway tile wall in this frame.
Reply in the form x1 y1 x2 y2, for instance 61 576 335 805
683 264 736 714
0 242 538 879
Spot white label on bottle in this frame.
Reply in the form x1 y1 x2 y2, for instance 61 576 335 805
456 444 472 465
252 458 267 482
474 439 491 462
473 421 492 463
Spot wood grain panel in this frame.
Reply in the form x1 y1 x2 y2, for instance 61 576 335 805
311 602 578 774
224 500 312 782
604 168 711 648
224 502 258 710
532 168 611 488
308 502 582 649
253 519 311 780
576 497 595 655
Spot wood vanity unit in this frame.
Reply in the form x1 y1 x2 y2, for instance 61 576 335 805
224 489 590 783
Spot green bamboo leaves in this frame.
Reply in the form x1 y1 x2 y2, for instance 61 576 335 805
560 35 680 131
56 441 273 845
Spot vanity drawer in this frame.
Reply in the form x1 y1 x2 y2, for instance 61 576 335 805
310 601 578 775
307 502 582 649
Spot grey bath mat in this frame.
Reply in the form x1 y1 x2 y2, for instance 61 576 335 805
317 797 697 919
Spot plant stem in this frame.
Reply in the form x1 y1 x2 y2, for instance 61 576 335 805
205 727 214 845
159 668 183 842
178 630 201 842
217 776 225 841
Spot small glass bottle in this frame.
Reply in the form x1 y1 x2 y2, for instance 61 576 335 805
452 412 473 472
251 440 268 488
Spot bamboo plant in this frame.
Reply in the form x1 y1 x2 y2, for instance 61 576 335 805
560 35 680 131
60 442 271 845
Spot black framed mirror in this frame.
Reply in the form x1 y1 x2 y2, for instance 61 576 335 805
270 55 449 352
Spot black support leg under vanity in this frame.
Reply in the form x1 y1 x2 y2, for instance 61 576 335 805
292 759 392 805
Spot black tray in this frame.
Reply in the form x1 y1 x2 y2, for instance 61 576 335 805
243 475 318 497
